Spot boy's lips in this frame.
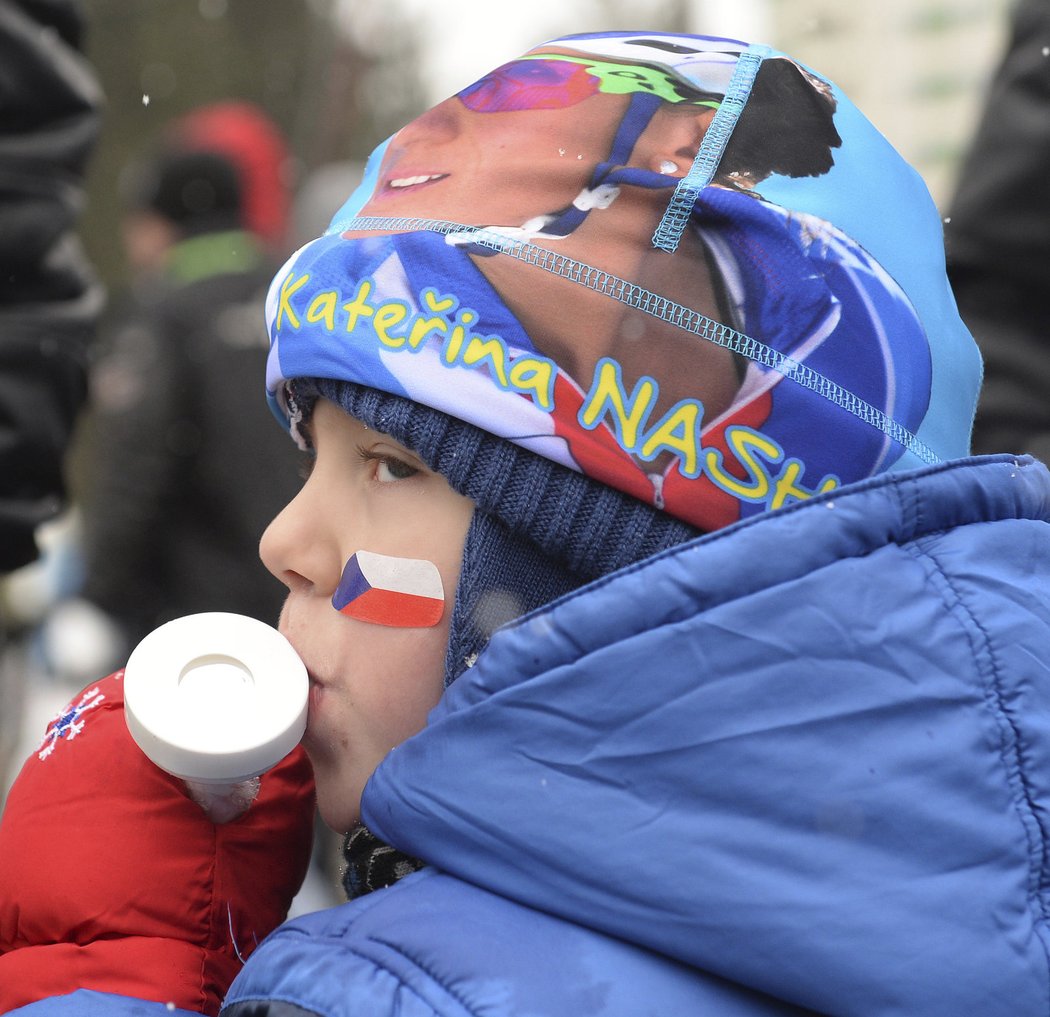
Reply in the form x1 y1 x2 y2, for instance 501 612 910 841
303 664 327 697
306 674 329 733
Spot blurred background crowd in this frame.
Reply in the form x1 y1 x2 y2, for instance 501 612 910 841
1 0 1046 904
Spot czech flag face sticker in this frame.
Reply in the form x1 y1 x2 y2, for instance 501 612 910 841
333 550 445 628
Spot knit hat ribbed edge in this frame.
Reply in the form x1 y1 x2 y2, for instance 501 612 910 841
299 378 702 582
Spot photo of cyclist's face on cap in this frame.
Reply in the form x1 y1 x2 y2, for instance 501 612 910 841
362 52 719 224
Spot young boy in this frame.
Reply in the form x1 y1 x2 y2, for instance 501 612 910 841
5 29 1050 1016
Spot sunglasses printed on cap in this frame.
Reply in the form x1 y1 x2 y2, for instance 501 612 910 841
460 56 723 113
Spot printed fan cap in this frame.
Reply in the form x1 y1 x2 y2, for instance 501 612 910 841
265 31 981 532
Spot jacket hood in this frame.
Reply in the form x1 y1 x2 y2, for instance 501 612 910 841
362 456 1050 1015
264 31 981 533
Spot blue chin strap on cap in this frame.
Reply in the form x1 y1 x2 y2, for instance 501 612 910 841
454 91 679 254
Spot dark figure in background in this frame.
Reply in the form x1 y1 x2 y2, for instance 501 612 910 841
946 0 1050 459
78 105 303 653
0 0 103 572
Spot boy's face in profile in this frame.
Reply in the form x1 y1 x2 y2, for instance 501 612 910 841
261 398 474 834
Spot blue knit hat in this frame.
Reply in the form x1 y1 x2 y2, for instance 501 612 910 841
289 377 700 683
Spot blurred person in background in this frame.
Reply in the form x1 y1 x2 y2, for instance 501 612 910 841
0 0 102 574
75 101 303 664
152 98 293 257
0 0 102 795
946 0 1050 459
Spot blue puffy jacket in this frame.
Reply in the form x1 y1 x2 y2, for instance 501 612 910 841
223 453 1050 1016
20 455 1050 1015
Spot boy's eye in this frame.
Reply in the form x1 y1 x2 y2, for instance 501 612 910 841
376 456 418 483
356 444 421 482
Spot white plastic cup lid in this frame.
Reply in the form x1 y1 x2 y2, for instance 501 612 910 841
123 612 308 784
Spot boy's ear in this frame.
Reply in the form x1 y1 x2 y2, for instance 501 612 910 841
629 106 718 177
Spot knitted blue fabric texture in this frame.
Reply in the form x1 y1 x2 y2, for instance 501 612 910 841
299 378 702 683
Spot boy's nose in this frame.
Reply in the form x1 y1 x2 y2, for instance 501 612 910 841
259 499 299 589
260 487 334 595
